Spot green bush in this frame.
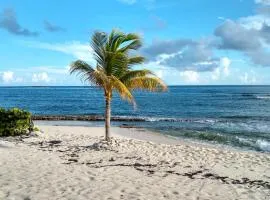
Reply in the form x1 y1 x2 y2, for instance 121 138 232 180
0 108 34 137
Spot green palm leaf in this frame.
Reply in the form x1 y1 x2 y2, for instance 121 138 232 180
128 56 145 66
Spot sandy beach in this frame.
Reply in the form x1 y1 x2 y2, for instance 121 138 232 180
0 125 270 200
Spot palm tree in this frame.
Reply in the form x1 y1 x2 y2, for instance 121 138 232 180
70 30 167 141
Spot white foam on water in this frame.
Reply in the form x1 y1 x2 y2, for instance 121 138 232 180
194 119 217 124
256 95 270 99
256 140 270 152
236 136 250 143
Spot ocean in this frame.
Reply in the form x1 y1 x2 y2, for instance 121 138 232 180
1 86 270 152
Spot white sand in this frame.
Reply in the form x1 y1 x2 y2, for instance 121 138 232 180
0 125 270 200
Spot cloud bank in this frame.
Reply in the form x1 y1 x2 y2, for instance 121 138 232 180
0 8 38 37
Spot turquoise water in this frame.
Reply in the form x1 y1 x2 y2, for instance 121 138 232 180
1 86 270 152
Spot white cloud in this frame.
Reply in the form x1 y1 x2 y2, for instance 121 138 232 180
240 72 257 84
25 41 95 63
239 15 270 30
220 57 231 76
211 68 221 80
2 71 14 83
117 0 137 4
211 57 231 80
1 71 24 84
218 16 226 21
255 0 270 5
180 71 200 83
32 72 50 83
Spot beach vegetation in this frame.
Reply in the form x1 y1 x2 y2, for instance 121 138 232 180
70 29 167 141
0 108 34 137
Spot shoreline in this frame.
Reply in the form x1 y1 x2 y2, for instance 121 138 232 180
35 120 270 155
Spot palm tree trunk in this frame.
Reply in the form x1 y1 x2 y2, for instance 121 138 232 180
105 96 111 141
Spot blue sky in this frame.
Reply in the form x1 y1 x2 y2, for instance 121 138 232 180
0 0 270 85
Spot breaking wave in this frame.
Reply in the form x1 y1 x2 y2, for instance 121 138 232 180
240 93 270 100
256 140 270 152
256 95 270 100
179 131 270 152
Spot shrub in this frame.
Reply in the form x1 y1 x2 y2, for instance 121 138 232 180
0 108 34 137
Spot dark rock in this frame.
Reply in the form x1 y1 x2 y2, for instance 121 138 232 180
48 140 62 145
109 157 115 162
119 125 137 128
68 159 78 162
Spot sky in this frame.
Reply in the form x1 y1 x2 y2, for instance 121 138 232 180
0 0 270 86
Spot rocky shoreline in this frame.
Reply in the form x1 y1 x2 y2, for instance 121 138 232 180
32 115 146 122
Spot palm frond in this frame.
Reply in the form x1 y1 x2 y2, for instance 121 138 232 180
110 75 135 104
120 69 153 83
70 60 95 76
110 52 129 77
127 76 167 92
118 33 142 52
128 56 145 66
70 60 108 87
85 69 109 88
91 31 107 68
123 33 141 42
107 30 125 52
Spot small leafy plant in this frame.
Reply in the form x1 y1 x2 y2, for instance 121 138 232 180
0 108 34 137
